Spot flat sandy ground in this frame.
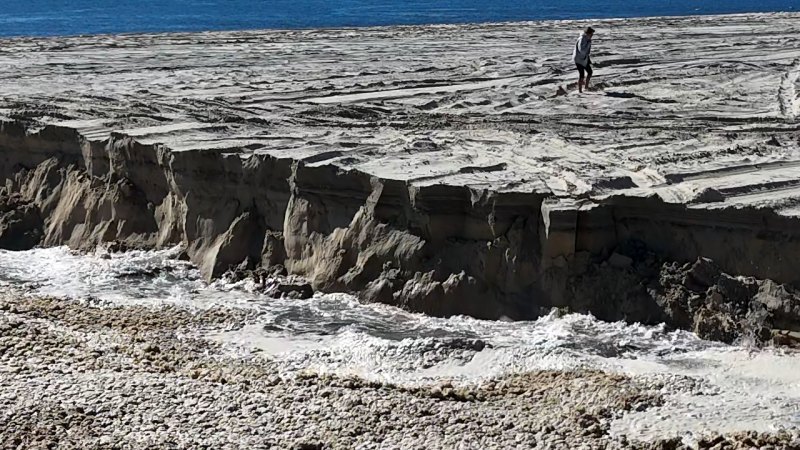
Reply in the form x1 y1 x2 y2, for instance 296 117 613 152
1 13 799 211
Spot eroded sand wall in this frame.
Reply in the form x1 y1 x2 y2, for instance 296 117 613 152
3 121 800 328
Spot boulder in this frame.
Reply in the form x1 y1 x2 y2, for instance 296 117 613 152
275 281 314 300
692 306 738 343
608 252 633 269
686 257 721 289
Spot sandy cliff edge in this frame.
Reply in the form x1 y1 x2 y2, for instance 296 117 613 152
1 119 799 344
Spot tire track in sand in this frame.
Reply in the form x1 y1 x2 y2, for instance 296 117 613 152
779 59 800 120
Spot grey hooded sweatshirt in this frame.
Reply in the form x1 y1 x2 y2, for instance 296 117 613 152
573 33 592 67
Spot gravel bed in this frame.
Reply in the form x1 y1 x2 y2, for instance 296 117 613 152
1 292 798 449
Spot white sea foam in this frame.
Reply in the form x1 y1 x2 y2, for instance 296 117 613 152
609 347 800 441
0 247 798 441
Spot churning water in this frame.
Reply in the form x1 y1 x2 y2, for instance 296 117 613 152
0 246 798 441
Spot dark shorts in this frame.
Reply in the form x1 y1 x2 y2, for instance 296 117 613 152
576 63 593 78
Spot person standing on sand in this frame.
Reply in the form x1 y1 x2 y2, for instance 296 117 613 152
573 27 595 93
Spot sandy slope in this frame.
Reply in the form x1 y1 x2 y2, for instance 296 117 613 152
0 13 798 211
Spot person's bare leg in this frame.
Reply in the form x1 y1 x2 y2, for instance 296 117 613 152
585 67 593 91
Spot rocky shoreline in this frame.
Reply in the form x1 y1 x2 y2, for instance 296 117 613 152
1 290 797 449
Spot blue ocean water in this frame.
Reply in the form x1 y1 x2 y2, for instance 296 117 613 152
0 0 796 37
